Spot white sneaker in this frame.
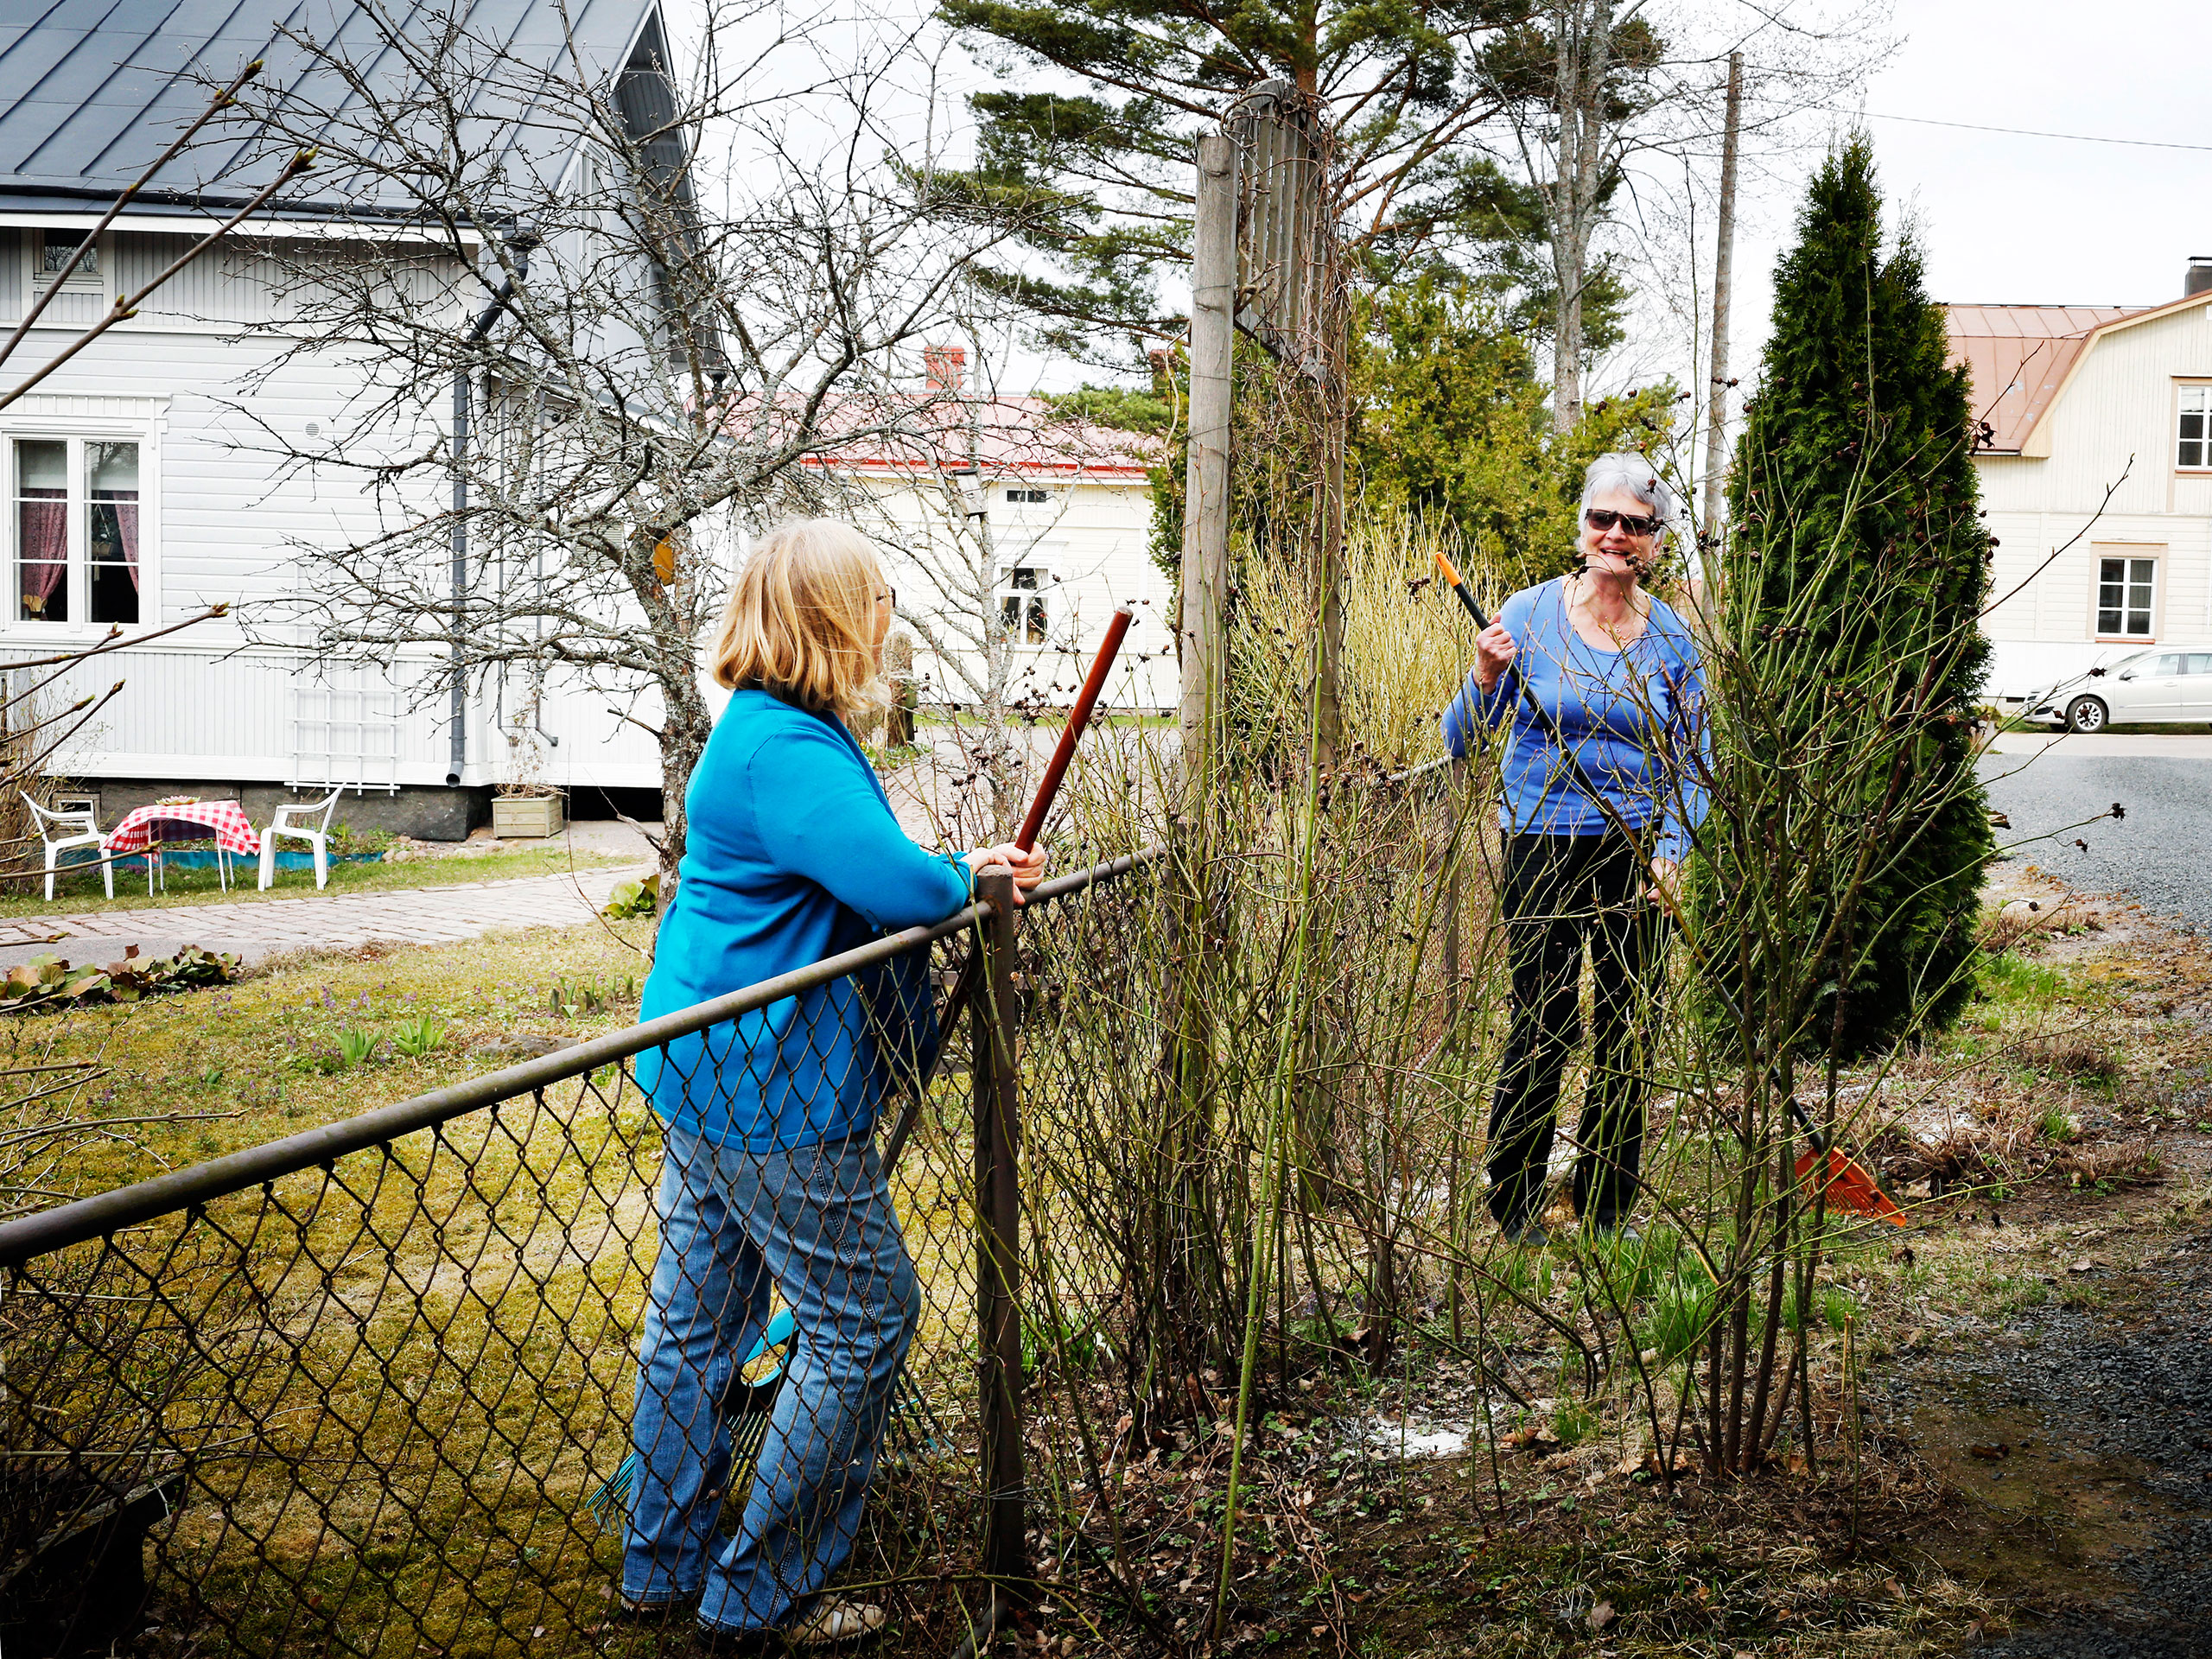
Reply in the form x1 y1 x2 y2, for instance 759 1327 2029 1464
790 1601 887 1646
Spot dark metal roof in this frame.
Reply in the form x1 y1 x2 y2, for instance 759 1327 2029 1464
0 0 662 221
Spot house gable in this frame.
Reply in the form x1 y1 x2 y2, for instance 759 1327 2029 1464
1948 290 2212 458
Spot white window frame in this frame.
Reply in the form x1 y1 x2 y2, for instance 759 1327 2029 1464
995 555 1059 650
22 227 111 310
2178 383 2212 472
1 415 159 642
2092 550 2160 642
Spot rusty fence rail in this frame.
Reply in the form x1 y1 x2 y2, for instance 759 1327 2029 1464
0 847 1165 1659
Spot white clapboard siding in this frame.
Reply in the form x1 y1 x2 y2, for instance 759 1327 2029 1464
864 474 1177 713
1972 294 2212 696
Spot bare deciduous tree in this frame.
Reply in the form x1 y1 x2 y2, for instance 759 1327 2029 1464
225 0 1029 906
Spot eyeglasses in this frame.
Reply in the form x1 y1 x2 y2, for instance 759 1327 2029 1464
1584 507 1663 538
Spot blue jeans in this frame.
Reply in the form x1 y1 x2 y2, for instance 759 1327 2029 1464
623 1123 920 1630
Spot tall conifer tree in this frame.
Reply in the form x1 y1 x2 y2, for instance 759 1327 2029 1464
1722 136 1993 1054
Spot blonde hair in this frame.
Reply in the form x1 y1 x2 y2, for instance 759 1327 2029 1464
710 518 886 720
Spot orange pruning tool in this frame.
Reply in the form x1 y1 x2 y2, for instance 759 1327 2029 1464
1432 549 1905 1225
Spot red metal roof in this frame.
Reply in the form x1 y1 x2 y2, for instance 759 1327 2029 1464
1945 304 2144 452
802 394 1159 481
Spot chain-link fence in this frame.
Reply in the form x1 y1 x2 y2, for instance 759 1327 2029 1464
0 849 1166 1659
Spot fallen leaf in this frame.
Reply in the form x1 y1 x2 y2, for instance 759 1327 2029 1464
1884 1577 1904 1599
2070 1259 2094 1274
1590 1601 1616 1631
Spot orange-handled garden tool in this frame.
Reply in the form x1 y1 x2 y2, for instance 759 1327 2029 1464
1432 550 1904 1224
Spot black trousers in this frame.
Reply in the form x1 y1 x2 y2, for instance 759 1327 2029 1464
1487 831 1669 1232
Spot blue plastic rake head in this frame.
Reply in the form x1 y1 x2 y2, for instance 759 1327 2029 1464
583 1307 943 1535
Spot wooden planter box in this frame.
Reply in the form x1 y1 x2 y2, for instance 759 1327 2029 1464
493 794 564 838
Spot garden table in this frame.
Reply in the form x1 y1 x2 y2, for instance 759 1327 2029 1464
104 800 260 894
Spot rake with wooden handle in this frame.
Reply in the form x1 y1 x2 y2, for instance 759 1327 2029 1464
1432 549 1905 1225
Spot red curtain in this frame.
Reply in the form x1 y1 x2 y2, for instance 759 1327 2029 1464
18 490 65 613
108 496 139 590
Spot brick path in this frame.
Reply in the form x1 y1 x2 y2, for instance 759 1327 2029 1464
0 864 648 968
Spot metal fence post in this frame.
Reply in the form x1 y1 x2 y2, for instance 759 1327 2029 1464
971 866 1027 1609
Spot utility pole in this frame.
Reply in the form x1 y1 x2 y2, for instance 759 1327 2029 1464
1178 133 1237 787
1700 51 1743 552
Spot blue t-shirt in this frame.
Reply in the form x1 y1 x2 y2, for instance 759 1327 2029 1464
637 690 975 1150
1442 577 1710 863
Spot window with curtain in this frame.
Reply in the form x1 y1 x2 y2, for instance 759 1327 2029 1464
16 441 67 623
10 435 143 626
88 442 139 626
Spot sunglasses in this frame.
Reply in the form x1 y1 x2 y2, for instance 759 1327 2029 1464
1584 507 1663 538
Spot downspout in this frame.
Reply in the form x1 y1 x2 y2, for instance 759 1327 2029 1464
448 234 537 785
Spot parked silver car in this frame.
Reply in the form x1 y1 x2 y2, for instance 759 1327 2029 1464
2024 649 2212 732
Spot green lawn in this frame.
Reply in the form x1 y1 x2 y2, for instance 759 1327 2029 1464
26 921 655 1201
10 846 635 918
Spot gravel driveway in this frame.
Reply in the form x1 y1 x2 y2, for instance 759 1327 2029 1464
1876 1220 2212 1658
1980 741 2212 932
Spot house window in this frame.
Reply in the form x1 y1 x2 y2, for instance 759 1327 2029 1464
996 564 1052 645
2095 555 2156 639
2179 385 2212 468
39 229 99 285
1006 488 1048 505
12 436 142 626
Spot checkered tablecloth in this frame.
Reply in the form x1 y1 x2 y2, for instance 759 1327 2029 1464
105 800 261 857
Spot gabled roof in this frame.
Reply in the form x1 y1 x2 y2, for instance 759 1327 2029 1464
0 0 658 223
1947 289 2212 455
800 395 1160 484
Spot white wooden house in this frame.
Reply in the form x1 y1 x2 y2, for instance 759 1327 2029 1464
0 3 1172 840
802 364 1176 721
1948 260 2212 702
0 0 682 836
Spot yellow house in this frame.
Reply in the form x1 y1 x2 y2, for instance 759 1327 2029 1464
1948 257 2212 704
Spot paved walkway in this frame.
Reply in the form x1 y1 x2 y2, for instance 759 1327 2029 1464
1988 731 2212 759
0 864 647 969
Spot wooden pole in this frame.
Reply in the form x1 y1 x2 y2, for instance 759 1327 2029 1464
972 866 1027 1606
1178 133 1237 789
1700 52 1743 548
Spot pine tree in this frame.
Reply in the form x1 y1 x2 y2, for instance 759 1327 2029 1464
933 0 1550 366
1721 135 1993 1055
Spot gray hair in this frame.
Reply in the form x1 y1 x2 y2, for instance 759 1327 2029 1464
1580 452 1675 541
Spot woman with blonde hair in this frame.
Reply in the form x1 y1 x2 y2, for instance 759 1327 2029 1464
622 518 1041 1644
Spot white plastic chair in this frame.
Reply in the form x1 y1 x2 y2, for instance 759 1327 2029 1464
24 794 111 902
258 787 343 890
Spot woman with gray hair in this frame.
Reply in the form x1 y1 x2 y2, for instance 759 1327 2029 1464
1442 453 1709 1245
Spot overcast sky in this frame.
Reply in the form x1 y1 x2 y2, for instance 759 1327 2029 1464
1727 0 2204 373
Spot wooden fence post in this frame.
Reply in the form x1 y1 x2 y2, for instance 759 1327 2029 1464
971 866 1027 1607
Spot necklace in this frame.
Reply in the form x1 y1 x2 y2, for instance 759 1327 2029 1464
1567 572 1648 650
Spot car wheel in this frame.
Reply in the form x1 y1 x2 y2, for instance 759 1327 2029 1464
2066 696 2108 734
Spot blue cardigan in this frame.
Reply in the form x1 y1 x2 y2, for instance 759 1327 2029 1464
1442 577 1710 864
636 690 974 1150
